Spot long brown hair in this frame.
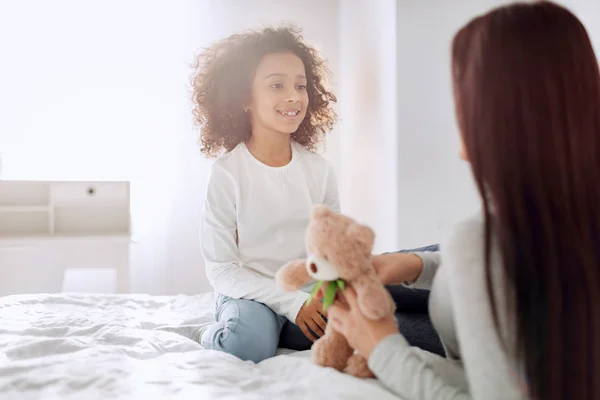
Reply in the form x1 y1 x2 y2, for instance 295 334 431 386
452 2 600 399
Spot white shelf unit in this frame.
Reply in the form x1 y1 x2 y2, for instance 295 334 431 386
0 180 131 295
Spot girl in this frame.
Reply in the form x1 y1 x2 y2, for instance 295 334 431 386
192 26 339 363
327 2 600 399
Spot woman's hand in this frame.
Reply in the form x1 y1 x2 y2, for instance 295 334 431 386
372 253 424 286
296 299 327 342
327 286 399 359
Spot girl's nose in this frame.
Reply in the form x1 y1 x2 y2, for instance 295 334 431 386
284 88 300 103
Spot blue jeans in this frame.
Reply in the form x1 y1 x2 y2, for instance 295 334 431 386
200 294 314 363
201 244 444 363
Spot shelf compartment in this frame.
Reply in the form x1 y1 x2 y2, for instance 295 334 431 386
53 204 130 236
0 181 50 207
0 210 51 236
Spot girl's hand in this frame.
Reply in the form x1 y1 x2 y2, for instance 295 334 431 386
296 299 327 342
327 286 399 359
372 253 424 286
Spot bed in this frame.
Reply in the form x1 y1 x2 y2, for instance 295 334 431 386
0 292 403 400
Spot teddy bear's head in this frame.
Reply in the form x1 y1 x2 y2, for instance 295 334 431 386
304 205 375 282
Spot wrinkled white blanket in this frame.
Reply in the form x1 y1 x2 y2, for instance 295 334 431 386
0 293 402 400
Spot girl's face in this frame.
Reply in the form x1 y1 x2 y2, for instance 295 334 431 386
248 52 309 136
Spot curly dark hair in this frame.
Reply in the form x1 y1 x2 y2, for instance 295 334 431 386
191 26 337 157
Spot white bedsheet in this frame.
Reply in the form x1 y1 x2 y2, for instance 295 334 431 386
0 293 402 400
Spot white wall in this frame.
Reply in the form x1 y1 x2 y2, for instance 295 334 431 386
0 0 214 295
337 0 398 253
395 0 518 249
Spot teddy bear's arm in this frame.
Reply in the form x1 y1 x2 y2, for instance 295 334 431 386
275 259 313 291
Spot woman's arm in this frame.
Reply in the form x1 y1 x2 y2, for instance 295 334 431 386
368 333 470 399
365 218 525 399
373 251 440 289
328 286 470 399
330 260 520 400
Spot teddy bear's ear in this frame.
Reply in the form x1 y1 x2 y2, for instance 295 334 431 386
312 205 332 219
346 223 375 250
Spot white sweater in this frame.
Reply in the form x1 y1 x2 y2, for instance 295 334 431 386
200 141 340 323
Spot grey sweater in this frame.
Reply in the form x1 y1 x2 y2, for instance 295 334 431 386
368 213 527 399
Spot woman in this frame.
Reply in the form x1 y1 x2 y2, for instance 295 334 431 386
327 2 600 399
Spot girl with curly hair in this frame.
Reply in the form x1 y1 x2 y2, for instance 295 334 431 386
193 26 339 363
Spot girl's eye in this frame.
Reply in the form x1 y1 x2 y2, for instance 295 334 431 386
270 83 283 89
297 84 307 91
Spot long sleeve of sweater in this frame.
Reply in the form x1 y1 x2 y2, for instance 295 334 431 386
408 251 441 289
369 215 526 399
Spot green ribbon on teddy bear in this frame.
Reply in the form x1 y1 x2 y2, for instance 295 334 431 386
306 279 346 310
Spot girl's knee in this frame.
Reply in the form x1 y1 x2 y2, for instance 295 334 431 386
219 328 278 362
204 298 281 362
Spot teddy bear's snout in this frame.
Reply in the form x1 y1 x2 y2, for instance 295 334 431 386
306 255 340 281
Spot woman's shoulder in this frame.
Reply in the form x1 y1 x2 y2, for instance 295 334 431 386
446 212 485 247
441 211 487 275
440 210 507 304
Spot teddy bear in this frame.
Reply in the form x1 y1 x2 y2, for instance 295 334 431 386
275 205 396 378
